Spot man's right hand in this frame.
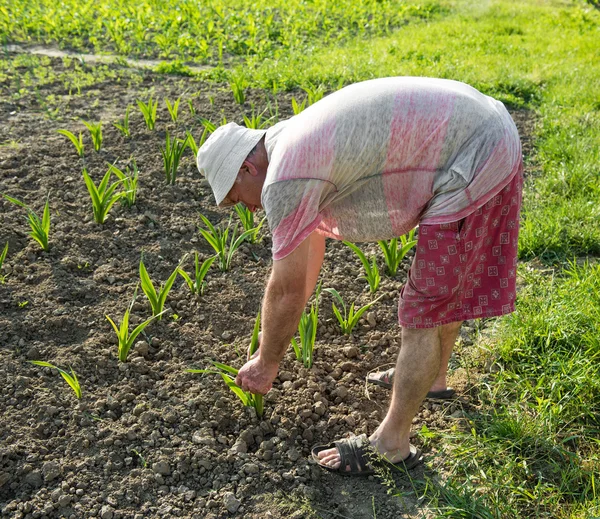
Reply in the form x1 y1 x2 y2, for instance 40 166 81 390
235 355 279 395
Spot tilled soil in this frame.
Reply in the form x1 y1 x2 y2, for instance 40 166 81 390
0 54 534 519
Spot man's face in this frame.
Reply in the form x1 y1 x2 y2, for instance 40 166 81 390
221 167 263 212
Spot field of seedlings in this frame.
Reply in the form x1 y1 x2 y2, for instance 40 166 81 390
1 0 600 518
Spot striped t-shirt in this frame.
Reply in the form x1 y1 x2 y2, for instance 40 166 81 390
262 77 522 260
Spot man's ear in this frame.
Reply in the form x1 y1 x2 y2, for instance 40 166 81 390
241 159 259 177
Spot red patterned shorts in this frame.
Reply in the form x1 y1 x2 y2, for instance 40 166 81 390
399 165 523 329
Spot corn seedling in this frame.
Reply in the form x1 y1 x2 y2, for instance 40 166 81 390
3 194 51 251
234 203 266 244
165 97 181 123
242 106 273 130
139 256 181 319
291 96 307 115
113 106 131 137
187 98 196 116
229 72 247 105
186 312 264 417
185 127 211 156
107 159 139 208
343 241 380 293
82 120 102 152
0 242 8 283
291 283 321 368
198 214 255 271
82 167 123 224
137 96 158 130
377 229 417 276
29 361 81 398
324 288 382 335
161 132 189 185
200 117 216 134
57 129 84 157
302 83 325 105
106 291 165 362
177 252 216 296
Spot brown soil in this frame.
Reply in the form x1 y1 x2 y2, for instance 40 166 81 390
0 54 535 519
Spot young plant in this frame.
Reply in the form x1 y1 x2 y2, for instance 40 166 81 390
29 361 81 398
324 288 382 335
200 117 216 134
198 214 255 271
0 242 8 283
177 252 216 296
136 96 158 130
161 132 189 185
113 106 131 137
107 159 139 208
82 167 123 224
187 98 196 117
242 106 273 130
185 127 212 156
57 129 84 157
302 82 325 105
291 283 321 368
139 256 180 318
165 96 181 123
343 241 380 293
82 120 102 152
234 203 265 244
291 96 307 115
106 291 165 362
229 71 247 105
377 229 417 276
186 312 264 417
3 194 51 251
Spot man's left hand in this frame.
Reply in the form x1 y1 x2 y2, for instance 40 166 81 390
235 356 279 395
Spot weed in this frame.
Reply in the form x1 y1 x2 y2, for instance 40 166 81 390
302 82 325 105
139 256 180 318
161 132 188 185
3 193 51 251
57 129 84 157
113 106 131 137
291 96 307 115
29 361 81 398
82 167 123 224
291 283 321 368
106 290 165 362
377 229 417 276
324 288 382 334
177 252 216 296
343 241 380 293
198 214 255 271
229 71 247 105
165 96 181 123
234 203 266 244
107 159 139 208
0 242 8 283
136 96 158 130
82 120 102 152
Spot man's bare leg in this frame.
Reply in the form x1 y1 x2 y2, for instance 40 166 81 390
317 321 462 469
430 320 462 392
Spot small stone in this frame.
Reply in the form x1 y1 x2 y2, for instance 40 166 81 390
366 311 377 327
230 440 247 454
223 492 241 513
335 386 349 399
242 463 259 474
221 331 233 341
343 346 359 358
302 429 314 442
100 505 114 519
152 461 171 476
24 471 42 488
134 341 149 356
279 371 293 382
287 449 300 462
41 461 61 482
58 494 72 508
314 401 327 416
339 362 355 372
26 346 41 360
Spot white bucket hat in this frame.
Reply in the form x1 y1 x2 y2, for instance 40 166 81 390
196 122 267 206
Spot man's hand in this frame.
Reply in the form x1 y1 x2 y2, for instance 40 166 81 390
235 356 279 395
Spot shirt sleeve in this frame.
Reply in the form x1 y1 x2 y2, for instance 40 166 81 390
262 179 333 260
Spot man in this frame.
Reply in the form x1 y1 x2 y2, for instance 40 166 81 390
196 77 522 475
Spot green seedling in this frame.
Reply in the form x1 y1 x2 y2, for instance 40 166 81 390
165 96 181 123
82 167 123 224
106 291 165 362
137 96 158 130
186 312 264 417
291 283 321 368
234 203 266 244
198 214 255 271
324 288 382 334
187 99 196 117
107 159 139 208
57 129 84 157
177 252 216 296
3 193 51 251
161 132 189 185
377 229 417 276
229 72 247 105
29 361 81 399
242 106 273 130
113 106 131 137
343 241 380 293
139 256 180 318
302 82 325 105
82 120 102 152
200 117 216 134
291 96 307 115
0 242 8 283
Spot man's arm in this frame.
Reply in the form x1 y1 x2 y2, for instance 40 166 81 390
235 231 324 394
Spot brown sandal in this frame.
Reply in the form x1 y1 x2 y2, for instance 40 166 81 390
367 368 456 400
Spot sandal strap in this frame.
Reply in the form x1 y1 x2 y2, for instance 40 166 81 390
334 434 371 473
379 367 394 384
